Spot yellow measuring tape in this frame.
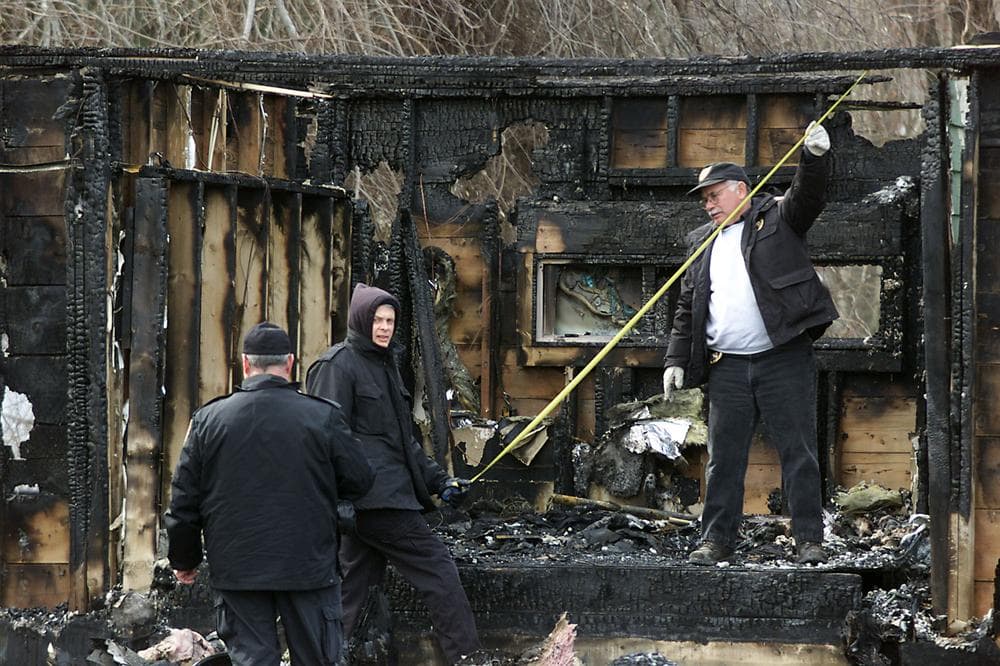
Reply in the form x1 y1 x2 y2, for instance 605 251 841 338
470 70 869 483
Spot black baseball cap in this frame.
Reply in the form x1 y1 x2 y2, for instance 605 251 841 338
688 162 751 195
242 322 292 355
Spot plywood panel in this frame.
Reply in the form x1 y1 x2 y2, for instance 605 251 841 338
678 96 746 167
611 99 669 170
299 197 333 366
973 508 1000 581
2 170 67 217
2 564 70 609
456 344 483 383
2 216 67 286
263 95 290 179
235 188 268 341
268 193 301 336
744 440 781 516
448 289 485 345
839 397 917 453
501 363 566 401
975 437 1000 509
425 237 485 291
163 182 202 502
838 452 913 491
199 186 236 402
975 363 1000 435
2 497 69 564
228 92 264 176
193 88 227 171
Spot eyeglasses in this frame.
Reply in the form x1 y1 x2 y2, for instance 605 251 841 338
701 182 739 205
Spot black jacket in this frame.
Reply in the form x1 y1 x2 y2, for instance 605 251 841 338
665 149 838 388
306 284 450 512
164 374 374 590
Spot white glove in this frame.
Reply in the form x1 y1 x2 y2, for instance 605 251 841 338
804 121 830 157
662 366 684 401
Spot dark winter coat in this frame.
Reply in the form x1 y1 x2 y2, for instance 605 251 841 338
306 283 450 512
164 373 374 590
664 149 839 388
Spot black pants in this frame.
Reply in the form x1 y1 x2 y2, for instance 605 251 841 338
214 584 342 666
701 334 824 548
341 509 480 663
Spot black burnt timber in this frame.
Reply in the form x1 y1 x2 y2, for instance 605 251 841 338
517 200 903 260
132 164 348 198
400 209 450 467
65 68 112 608
3 44 1000 83
388 564 862 645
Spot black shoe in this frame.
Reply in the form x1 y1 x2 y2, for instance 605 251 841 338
796 541 827 564
688 541 733 565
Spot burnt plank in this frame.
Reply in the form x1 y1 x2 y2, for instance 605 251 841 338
330 200 352 342
199 184 237 401
0 77 71 152
2 356 67 424
121 176 168 590
517 200 902 260
235 187 268 343
2 493 70 564
0 170 67 217
389 565 862 644
162 181 203 503
299 195 333 364
2 216 67 286
1 564 71 609
2 286 66 354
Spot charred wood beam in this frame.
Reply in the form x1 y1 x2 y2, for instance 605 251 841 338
64 68 112 610
479 202 501 418
400 209 450 467
131 164 347 198
4 44 1000 84
121 177 168 591
920 76 952 617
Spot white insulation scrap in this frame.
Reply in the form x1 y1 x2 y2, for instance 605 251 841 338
2 389 35 460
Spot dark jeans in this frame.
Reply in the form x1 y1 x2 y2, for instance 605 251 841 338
701 334 824 548
341 509 480 664
213 584 342 666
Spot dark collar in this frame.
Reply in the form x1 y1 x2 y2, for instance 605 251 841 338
238 373 299 392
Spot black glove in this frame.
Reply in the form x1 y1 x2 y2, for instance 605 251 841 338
336 501 356 534
440 478 472 506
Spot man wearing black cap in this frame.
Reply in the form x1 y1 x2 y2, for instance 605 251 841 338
306 283 480 664
663 122 838 566
165 321 374 665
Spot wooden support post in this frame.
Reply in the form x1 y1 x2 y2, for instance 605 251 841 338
121 177 168 591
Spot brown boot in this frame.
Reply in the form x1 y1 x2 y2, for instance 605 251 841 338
796 541 827 564
688 541 733 565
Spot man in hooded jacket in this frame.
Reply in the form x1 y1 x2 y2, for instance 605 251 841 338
306 283 480 664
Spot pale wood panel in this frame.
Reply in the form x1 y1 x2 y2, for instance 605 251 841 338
839 397 917 453
758 129 802 165
2 564 70 609
299 198 333 368
502 363 567 400
973 508 1000 581
744 463 782 516
759 96 812 128
199 186 235 403
162 182 202 509
838 451 913 491
193 88 227 171
330 203 352 341
974 582 995 619
680 97 747 129
448 289 486 345
2 500 69 564
975 437 1000 509
457 344 484 382
678 130 746 167
267 193 300 334
535 223 568 253
263 95 290 179
164 84 192 170
235 189 268 345
611 99 669 169
229 92 264 176
425 237 485 291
